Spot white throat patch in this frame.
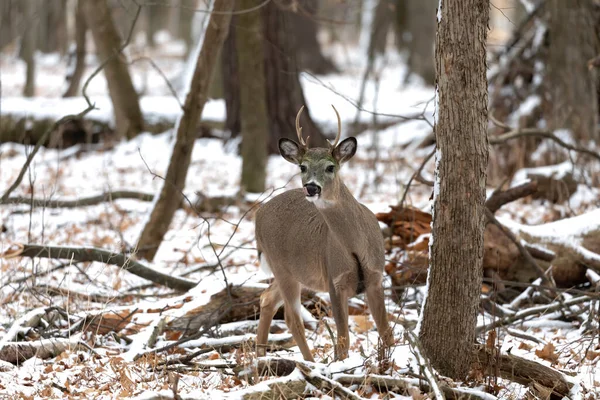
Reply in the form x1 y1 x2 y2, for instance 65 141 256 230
306 195 333 209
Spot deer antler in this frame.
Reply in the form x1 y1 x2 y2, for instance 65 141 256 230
328 105 342 150
295 106 310 148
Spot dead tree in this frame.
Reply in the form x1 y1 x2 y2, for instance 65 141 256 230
82 0 144 139
418 0 490 379
135 0 234 261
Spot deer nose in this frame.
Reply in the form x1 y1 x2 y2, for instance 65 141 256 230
303 183 321 197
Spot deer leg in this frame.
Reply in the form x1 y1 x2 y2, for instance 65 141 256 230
328 279 350 360
281 282 314 362
365 275 394 348
256 282 283 357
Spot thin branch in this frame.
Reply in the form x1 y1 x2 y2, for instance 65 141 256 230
489 115 600 162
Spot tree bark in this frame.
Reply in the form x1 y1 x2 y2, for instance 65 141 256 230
237 0 269 193
403 0 436 85
547 0 599 142
63 0 87 98
135 0 233 261
82 0 144 140
22 0 37 97
418 0 489 379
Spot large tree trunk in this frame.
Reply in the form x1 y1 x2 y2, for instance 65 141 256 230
63 0 87 98
135 0 233 261
222 1 328 153
287 0 338 74
22 0 37 98
418 0 490 379
262 0 327 153
547 0 599 142
403 0 436 85
82 0 144 140
237 0 269 193
37 0 67 54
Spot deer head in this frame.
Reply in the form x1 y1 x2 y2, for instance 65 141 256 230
279 105 357 207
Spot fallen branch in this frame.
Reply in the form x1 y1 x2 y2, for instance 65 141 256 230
405 330 445 400
5 190 154 209
1 244 197 291
0 334 84 364
335 374 496 400
296 361 366 400
477 295 590 334
485 181 538 214
474 345 573 397
0 307 49 346
232 372 307 400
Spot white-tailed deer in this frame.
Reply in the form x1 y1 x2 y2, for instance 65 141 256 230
255 105 394 362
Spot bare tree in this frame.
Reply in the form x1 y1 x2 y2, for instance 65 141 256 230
22 0 37 97
82 0 144 139
135 0 234 261
63 0 87 98
237 0 269 193
547 0 599 142
418 0 490 379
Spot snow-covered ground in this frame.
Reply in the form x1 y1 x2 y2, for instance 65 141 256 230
1 38 599 399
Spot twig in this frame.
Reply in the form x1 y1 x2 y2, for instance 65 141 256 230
484 209 549 284
404 331 445 400
1 244 197 291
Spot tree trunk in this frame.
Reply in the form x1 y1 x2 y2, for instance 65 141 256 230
135 0 233 261
418 0 489 379
222 1 328 153
222 19 240 137
547 0 599 142
287 0 338 74
63 0 87 98
403 0 436 85
237 0 269 193
82 0 144 140
22 0 37 97
262 0 327 153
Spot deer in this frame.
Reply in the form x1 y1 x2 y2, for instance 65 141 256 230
254 105 394 362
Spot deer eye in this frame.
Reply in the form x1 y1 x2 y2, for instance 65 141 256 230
326 165 335 173
300 165 307 173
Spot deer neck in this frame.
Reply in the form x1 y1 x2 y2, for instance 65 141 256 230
313 179 363 244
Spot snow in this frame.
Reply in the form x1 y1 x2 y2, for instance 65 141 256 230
2 21 600 400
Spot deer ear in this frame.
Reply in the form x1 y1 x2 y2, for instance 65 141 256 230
332 137 357 164
279 138 302 164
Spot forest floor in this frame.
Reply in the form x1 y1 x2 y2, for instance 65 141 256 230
1 38 600 399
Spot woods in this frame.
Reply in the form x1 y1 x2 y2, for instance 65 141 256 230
1 0 600 398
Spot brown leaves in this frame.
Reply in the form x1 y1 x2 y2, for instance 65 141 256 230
535 343 559 363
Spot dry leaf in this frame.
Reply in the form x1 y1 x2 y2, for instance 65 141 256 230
352 315 374 334
535 343 559 363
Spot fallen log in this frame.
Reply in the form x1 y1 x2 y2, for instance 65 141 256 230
0 334 85 364
473 345 573 398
